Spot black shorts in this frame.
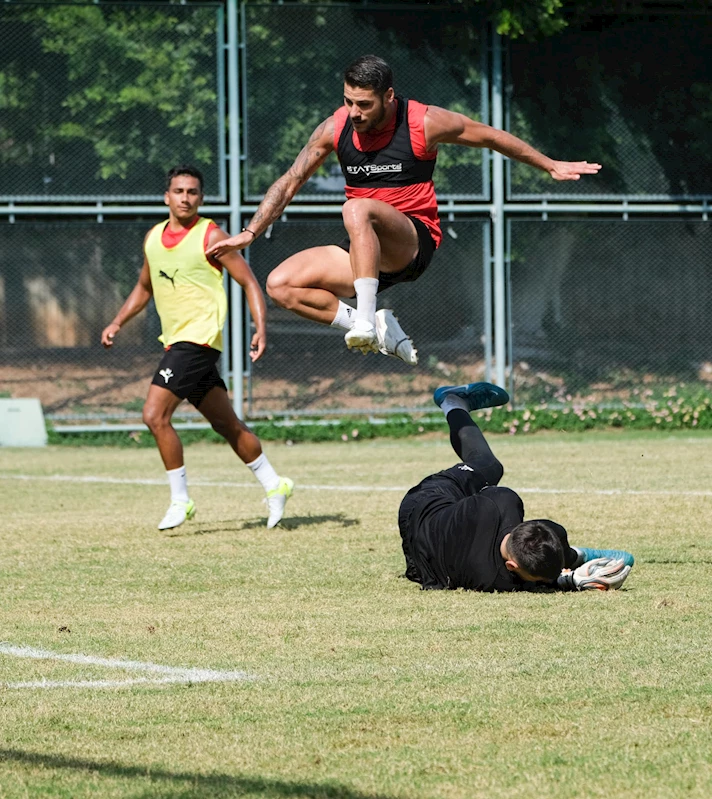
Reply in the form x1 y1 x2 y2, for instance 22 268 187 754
151 342 227 408
398 464 494 555
398 465 505 588
338 214 436 294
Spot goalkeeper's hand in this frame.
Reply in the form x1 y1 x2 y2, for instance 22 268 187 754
557 557 632 591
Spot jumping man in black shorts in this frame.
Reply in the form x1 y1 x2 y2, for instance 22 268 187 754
101 165 293 531
400 382 634 592
208 55 601 364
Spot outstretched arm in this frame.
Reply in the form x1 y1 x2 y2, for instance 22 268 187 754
101 249 153 348
206 117 336 259
208 227 268 362
424 105 601 181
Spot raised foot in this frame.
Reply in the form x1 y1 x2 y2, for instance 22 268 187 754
433 382 510 412
345 322 378 354
375 309 418 366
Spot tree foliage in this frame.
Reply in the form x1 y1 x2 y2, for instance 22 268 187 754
243 0 572 40
243 3 491 198
0 2 220 197
508 12 712 196
1 0 711 200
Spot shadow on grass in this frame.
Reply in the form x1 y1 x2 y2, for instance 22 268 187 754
163 527 224 538
163 524 239 538
161 514 361 537
240 514 361 531
0 748 399 799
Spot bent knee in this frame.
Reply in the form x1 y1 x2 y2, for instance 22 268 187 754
486 459 504 487
143 404 170 431
266 270 294 309
210 418 230 439
341 197 378 227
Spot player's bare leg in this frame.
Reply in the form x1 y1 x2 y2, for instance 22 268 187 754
143 384 195 530
198 387 293 529
266 246 356 324
341 197 418 352
198 385 262 462
267 238 418 364
143 384 184 470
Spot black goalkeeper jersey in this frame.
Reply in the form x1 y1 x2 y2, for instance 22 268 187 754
398 464 573 592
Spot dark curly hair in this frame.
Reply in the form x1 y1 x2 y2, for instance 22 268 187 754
344 55 393 96
165 164 204 193
507 520 566 582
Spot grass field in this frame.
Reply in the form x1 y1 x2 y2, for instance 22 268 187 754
1 430 712 798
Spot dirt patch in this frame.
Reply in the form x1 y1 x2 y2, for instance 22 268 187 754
1 348 489 420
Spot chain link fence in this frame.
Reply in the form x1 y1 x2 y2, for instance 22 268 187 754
508 219 712 404
243 3 488 202
507 14 712 200
0 219 227 424
0 2 224 201
1 2 711 427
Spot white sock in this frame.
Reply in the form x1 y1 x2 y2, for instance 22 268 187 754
246 453 281 493
331 300 356 331
166 466 189 502
439 394 470 418
353 277 379 328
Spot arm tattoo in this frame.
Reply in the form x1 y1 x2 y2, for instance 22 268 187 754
250 120 330 232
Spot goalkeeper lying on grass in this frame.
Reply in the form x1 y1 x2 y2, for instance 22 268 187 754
399 382 633 592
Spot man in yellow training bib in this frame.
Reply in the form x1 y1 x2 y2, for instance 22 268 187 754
101 165 293 531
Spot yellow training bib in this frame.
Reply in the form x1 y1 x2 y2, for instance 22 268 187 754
145 217 226 351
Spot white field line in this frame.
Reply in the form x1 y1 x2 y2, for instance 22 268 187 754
1 472 712 497
0 642 254 690
6 677 226 688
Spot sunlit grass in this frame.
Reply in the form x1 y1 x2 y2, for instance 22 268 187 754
1 432 711 798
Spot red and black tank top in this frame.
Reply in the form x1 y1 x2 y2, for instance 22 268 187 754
337 96 436 188
333 97 442 248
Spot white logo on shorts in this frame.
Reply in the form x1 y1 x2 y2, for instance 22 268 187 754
458 464 474 471
159 368 174 384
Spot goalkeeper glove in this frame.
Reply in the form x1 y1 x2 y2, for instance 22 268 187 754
557 557 632 591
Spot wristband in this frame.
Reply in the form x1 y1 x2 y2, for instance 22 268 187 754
241 228 256 239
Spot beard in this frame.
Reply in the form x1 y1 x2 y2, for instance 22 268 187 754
358 97 388 133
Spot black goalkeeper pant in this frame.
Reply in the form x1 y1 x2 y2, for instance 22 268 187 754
399 410 504 583
446 408 504 487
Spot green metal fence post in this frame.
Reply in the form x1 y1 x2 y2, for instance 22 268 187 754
491 28 506 390
227 0 244 418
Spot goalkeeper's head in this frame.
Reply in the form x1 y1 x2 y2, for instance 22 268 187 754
503 520 567 582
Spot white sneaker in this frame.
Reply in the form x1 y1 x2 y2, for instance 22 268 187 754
158 498 196 530
344 320 378 354
375 309 418 365
266 477 294 529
